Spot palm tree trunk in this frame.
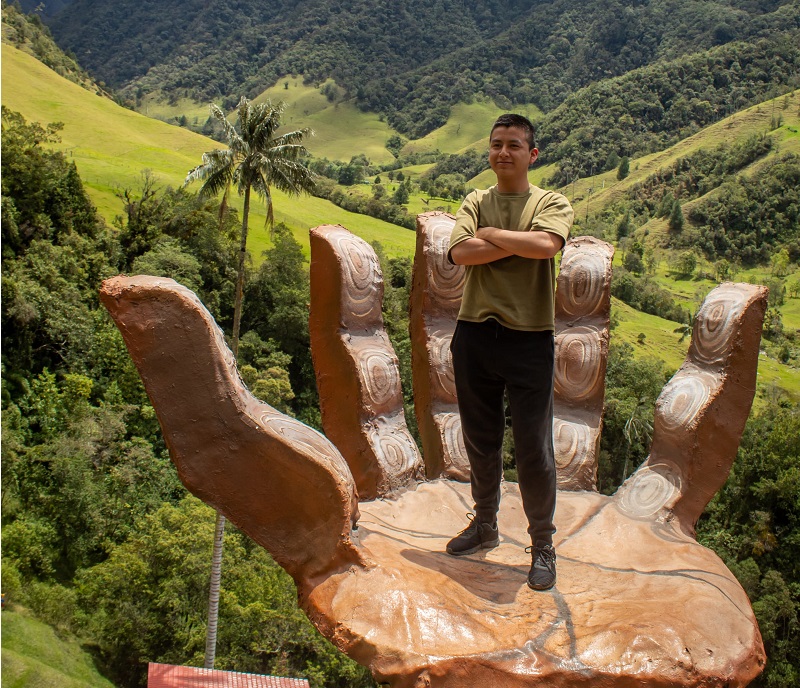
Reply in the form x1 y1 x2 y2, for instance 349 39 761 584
205 185 251 668
231 184 251 358
204 511 226 668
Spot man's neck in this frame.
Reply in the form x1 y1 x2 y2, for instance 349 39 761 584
495 177 531 194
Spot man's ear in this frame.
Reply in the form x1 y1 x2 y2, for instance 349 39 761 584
529 148 540 165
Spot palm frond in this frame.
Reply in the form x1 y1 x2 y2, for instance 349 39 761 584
250 103 284 151
271 129 314 148
261 156 316 195
210 104 240 149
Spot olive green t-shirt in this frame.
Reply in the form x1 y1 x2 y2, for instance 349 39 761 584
447 184 573 331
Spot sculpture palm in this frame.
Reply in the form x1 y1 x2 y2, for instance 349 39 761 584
100 213 766 687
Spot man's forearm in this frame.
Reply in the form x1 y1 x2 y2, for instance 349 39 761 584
475 226 564 259
450 237 513 265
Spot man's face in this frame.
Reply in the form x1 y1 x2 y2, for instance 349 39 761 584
488 126 539 182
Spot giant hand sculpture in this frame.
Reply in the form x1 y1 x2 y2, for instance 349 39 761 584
100 212 767 687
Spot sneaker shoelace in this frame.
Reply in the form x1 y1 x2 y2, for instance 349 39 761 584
525 545 556 573
457 513 478 535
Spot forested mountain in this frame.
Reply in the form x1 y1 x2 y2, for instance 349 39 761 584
14 0 71 16
44 0 800 136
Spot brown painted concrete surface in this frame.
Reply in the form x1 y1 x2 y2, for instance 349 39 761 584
409 212 468 481
553 236 614 491
100 223 767 686
309 225 423 499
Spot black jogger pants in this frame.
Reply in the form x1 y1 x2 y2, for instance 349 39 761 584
451 318 557 545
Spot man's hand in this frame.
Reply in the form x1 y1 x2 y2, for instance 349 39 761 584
475 226 565 259
449 236 512 265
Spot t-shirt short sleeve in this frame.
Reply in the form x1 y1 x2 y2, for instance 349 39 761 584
447 191 482 264
532 191 572 246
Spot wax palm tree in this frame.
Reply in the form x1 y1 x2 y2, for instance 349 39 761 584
184 96 314 668
622 397 654 482
185 96 315 359
673 309 697 343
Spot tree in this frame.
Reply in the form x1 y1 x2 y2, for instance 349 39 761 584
674 251 697 278
771 248 790 277
617 157 630 180
184 96 314 668
673 310 696 343
392 183 409 205
337 164 362 186
668 199 685 233
616 211 631 239
185 96 314 359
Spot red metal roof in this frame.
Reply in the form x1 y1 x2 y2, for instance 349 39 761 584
147 663 311 688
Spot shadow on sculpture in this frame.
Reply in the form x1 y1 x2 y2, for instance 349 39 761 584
100 211 767 687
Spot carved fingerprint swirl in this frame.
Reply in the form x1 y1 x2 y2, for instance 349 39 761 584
692 286 746 366
427 221 464 308
554 327 604 401
259 414 352 483
656 371 715 433
333 233 381 321
617 464 682 519
558 250 608 318
429 329 456 400
356 347 400 409
367 427 418 475
553 418 591 477
437 412 466 463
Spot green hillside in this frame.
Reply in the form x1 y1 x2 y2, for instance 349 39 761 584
401 100 542 156
568 90 800 220
1 44 415 258
0 2 103 95
254 78 397 165
2 10 796 393
141 82 540 164
1 608 115 688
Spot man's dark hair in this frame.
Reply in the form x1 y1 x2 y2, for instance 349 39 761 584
491 114 536 150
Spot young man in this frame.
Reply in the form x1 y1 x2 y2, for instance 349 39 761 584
446 114 573 591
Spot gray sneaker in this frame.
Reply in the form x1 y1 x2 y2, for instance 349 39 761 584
526 542 556 590
446 515 499 556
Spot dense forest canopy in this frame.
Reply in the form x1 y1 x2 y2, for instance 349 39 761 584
43 0 800 136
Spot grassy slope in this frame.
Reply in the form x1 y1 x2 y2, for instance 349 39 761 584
140 96 215 128
1 608 115 688
140 84 543 162
1 45 415 258
577 91 800 397
253 78 398 166
611 297 689 374
569 90 800 226
401 101 543 156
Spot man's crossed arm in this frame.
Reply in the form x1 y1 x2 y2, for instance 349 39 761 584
450 227 564 265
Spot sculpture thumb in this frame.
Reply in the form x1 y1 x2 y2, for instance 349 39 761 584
100 275 366 583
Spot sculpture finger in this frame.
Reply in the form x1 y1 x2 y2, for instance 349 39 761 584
615 282 768 533
553 236 614 491
309 225 423 500
409 212 470 481
100 275 366 582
